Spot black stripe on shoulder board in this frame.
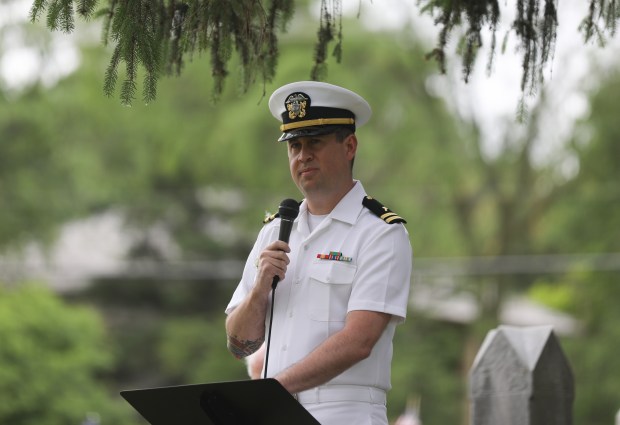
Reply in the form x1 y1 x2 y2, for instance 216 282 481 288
362 196 407 224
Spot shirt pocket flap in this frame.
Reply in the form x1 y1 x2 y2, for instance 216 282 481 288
310 261 356 284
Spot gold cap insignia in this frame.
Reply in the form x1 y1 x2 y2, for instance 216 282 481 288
285 93 309 120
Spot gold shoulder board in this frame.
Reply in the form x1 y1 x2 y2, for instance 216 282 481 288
362 196 407 224
263 212 279 224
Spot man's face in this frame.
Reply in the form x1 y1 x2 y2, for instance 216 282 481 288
287 131 357 198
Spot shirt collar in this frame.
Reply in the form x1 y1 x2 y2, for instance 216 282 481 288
330 180 366 225
295 180 366 235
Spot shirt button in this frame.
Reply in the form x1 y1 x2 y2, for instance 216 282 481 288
303 245 309 251
282 345 288 351
289 311 294 318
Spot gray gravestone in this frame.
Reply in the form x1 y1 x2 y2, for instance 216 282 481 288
470 325 574 425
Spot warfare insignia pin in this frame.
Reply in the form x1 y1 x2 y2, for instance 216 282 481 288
285 92 309 120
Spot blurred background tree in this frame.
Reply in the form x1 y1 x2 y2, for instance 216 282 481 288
1 1 620 424
0 284 132 425
528 66 620 424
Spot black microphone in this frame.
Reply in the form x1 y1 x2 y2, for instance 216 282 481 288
272 198 299 289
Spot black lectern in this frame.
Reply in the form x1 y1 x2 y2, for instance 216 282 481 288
120 378 320 425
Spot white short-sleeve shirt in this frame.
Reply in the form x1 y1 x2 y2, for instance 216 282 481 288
226 181 412 391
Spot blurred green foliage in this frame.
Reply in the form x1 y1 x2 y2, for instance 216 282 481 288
0 284 133 425
158 316 249 384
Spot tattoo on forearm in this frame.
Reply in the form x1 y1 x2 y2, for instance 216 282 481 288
227 334 264 359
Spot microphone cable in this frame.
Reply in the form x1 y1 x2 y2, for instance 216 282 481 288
262 198 299 379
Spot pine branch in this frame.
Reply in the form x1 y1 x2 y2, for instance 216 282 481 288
209 5 229 99
77 0 97 17
168 2 189 76
417 0 560 120
580 0 619 44
98 0 117 46
46 1 74 32
311 0 338 81
28 0 620 107
30 0 50 23
103 44 120 97
29 0 294 105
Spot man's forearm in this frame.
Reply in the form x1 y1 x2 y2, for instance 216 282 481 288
274 310 391 393
274 330 364 393
227 239 290 358
225 287 270 359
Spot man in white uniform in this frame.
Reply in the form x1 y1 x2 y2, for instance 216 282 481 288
225 81 412 425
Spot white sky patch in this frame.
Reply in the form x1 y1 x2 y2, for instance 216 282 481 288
0 0 31 26
0 0 81 95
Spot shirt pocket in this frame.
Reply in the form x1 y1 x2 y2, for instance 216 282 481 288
308 261 356 322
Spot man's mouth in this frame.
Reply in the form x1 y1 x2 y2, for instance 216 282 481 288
299 167 318 176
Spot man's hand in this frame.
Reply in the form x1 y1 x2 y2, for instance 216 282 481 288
255 240 291 293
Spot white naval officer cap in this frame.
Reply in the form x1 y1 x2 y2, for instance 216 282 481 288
268 81 372 142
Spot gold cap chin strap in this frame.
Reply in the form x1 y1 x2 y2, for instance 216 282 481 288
280 118 355 132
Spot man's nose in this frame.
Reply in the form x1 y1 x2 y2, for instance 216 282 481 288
299 144 313 162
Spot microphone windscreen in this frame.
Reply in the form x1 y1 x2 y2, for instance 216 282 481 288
278 198 299 221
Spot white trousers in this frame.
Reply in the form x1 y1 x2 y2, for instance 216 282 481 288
303 401 388 425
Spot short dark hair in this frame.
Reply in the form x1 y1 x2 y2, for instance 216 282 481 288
332 127 354 142
331 127 355 169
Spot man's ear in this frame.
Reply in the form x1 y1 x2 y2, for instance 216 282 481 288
345 134 358 160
